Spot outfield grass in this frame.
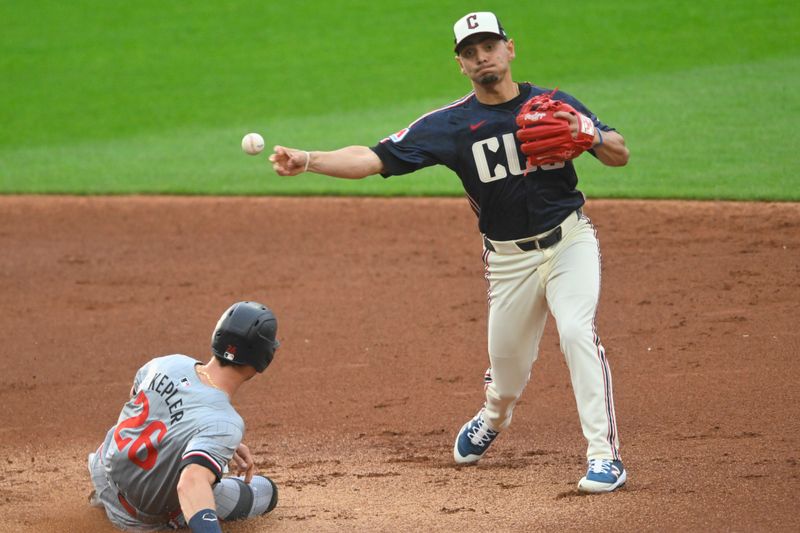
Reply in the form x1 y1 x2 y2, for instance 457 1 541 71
1 0 797 199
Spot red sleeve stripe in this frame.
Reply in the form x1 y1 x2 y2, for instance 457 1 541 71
465 192 480 216
182 451 223 474
380 92 475 143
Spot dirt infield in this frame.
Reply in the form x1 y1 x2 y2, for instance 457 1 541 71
1 196 798 532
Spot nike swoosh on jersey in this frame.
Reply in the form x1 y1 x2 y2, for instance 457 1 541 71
469 120 487 132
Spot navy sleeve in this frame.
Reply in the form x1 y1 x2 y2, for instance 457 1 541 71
553 89 619 159
179 453 224 484
370 142 419 177
370 112 456 178
554 89 617 134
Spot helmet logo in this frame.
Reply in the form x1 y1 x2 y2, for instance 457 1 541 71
224 344 237 361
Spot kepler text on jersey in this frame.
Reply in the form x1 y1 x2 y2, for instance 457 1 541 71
144 372 185 425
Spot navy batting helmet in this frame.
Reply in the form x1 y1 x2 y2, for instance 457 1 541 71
212 301 280 372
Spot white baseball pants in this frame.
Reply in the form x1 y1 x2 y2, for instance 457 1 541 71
481 211 621 461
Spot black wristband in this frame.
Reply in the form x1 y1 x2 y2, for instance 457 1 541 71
188 508 222 533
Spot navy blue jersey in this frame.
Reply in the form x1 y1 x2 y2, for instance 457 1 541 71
371 83 616 241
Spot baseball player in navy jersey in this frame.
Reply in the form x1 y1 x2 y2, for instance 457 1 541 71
87 301 280 531
270 12 630 493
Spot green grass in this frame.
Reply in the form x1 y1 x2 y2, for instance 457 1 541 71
1 0 798 199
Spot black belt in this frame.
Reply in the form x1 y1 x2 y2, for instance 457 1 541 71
483 226 562 252
483 209 581 253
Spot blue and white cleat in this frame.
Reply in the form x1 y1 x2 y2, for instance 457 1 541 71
453 410 499 464
578 458 627 493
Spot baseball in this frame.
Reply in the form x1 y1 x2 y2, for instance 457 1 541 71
241 133 265 155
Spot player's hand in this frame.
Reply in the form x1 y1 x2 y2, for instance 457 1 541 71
553 111 578 138
232 443 255 483
553 111 602 148
269 145 310 176
553 111 598 147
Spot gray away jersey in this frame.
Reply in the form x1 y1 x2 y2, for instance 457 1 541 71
99 355 244 517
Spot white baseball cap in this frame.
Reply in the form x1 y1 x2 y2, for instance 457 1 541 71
453 12 508 53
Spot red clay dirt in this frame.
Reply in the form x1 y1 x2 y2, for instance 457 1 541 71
0 196 798 532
